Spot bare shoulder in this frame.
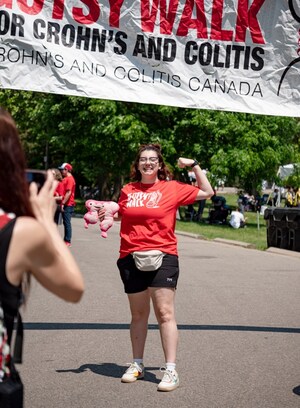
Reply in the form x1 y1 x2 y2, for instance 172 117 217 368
14 216 48 244
15 216 43 231
7 217 51 285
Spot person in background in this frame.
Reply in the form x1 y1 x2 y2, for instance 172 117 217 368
194 198 206 221
100 144 213 392
58 163 76 247
293 187 300 207
229 207 247 229
186 170 197 220
51 168 64 225
186 171 207 221
285 186 294 207
0 108 84 403
208 190 229 224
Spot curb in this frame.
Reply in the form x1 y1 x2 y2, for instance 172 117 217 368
213 238 255 249
176 230 300 257
175 230 254 249
175 230 207 241
265 246 300 258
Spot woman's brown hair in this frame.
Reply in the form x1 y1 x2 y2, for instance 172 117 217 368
52 168 63 182
130 143 171 181
0 108 34 217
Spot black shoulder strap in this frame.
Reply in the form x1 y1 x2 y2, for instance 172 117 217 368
0 214 23 364
13 312 24 364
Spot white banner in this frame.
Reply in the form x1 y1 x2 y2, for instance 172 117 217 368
0 0 299 117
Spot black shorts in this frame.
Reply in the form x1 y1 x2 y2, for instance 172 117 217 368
117 253 179 294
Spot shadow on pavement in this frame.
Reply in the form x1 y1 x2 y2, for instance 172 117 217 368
24 322 300 333
293 385 300 396
56 363 160 383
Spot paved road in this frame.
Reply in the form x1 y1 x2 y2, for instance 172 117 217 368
19 218 300 408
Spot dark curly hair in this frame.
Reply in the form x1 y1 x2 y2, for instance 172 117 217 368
130 143 171 181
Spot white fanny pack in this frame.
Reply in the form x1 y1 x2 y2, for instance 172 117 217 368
132 250 165 271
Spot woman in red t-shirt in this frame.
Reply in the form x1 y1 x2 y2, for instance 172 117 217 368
101 143 213 392
52 168 64 225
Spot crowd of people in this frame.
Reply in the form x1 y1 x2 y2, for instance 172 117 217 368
184 185 300 230
237 187 300 211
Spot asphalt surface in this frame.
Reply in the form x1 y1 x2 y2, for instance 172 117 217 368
19 218 300 408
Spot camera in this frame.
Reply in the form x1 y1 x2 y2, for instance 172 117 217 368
25 169 46 191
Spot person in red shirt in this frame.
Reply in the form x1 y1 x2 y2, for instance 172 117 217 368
103 143 213 391
58 163 76 247
51 168 64 225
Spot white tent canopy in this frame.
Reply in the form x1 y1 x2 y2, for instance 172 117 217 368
277 164 298 180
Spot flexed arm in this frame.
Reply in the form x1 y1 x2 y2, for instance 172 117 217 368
177 157 214 200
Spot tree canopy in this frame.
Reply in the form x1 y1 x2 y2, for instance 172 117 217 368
0 90 299 198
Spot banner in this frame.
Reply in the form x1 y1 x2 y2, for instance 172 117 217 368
0 0 299 117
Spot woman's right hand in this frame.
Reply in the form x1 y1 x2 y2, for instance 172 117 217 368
29 170 58 224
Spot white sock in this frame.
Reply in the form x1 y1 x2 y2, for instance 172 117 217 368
133 359 143 366
166 362 176 372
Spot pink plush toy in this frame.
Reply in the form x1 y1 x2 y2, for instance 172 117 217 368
84 199 119 238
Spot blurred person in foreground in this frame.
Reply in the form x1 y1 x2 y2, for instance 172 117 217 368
99 143 214 392
0 108 84 403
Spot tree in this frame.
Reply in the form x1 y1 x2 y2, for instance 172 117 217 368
0 90 299 198
208 113 300 193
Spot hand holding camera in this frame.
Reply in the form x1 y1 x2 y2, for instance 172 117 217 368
27 170 58 225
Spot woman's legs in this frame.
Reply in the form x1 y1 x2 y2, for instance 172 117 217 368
124 286 179 390
127 290 151 359
149 287 178 363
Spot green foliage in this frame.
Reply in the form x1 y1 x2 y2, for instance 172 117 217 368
0 90 299 199
208 114 300 194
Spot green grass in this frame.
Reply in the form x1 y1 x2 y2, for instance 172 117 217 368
176 193 268 250
76 193 269 251
75 199 86 215
175 214 267 250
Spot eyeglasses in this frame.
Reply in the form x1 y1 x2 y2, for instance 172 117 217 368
139 157 159 164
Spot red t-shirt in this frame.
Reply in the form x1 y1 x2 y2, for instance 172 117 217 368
61 175 76 206
118 180 199 258
54 181 64 203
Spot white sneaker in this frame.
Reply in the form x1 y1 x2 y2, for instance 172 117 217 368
121 362 144 383
157 368 179 391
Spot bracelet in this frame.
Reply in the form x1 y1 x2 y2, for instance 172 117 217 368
191 160 199 168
